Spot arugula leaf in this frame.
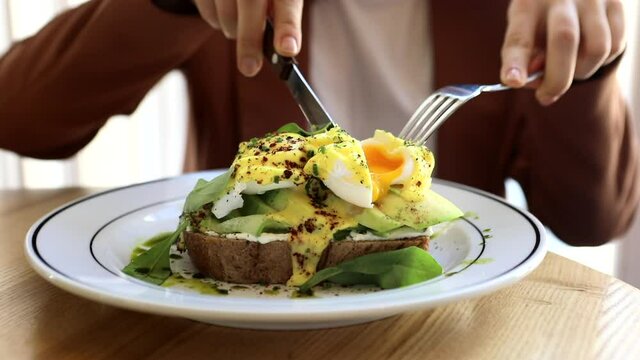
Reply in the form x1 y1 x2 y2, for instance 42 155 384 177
298 246 442 293
122 221 187 285
277 122 334 136
183 170 232 213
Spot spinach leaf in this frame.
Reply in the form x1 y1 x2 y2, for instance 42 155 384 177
122 221 187 285
305 177 330 206
332 228 354 241
183 170 232 213
298 246 442 293
332 225 369 241
277 122 334 136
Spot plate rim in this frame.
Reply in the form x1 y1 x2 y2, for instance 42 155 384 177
24 171 547 323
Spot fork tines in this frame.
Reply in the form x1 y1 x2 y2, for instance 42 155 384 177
399 94 463 145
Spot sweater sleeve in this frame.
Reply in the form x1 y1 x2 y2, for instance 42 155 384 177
509 60 640 246
0 0 213 158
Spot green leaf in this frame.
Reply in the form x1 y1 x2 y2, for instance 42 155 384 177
332 228 353 241
298 247 442 293
327 272 377 285
298 267 344 292
122 221 188 285
183 170 232 213
332 225 368 241
305 177 330 206
277 122 334 137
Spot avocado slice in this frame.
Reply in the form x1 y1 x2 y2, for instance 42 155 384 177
216 214 290 236
260 189 289 211
198 216 223 233
377 190 463 229
355 207 404 233
241 194 275 215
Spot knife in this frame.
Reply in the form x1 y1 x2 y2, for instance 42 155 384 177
263 21 335 130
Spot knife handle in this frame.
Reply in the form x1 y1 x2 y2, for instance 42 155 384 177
263 20 296 80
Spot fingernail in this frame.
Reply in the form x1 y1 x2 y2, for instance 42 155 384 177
241 56 259 76
538 95 558 106
223 29 236 40
505 67 522 83
280 36 298 54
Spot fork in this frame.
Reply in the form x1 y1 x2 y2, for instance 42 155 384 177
399 72 543 144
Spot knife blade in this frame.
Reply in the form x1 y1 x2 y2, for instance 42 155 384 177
263 21 335 130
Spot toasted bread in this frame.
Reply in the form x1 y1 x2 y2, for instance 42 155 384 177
183 231 429 284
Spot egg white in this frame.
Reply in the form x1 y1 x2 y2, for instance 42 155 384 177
211 180 297 218
243 180 296 194
212 182 247 218
322 158 373 208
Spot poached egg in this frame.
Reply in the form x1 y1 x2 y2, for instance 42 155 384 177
212 126 433 217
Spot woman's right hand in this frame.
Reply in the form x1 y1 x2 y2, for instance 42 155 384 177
193 0 304 77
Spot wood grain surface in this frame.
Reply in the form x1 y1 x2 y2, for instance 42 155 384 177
1 188 639 360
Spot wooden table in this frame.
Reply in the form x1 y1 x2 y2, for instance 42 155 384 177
2 188 640 359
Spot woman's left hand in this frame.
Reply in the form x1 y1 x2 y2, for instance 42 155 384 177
500 0 626 106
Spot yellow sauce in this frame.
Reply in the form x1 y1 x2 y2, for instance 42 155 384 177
266 189 360 286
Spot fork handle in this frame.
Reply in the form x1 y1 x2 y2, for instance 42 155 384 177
482 71 544 92
523 71 543 85
263 20 295 80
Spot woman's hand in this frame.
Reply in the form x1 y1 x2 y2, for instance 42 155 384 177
193 0 303 77
500 0 626 106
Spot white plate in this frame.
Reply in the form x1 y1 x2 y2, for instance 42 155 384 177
25 170 546 330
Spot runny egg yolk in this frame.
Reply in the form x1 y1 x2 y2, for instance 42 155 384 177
362 142 406 202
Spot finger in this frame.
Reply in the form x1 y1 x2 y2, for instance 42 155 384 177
194 0 220 29
524 49 546 89
500 0 540 87
574 0 610 79
604 0 625 64
536 2 580 106
237 0 268 77
272 0 304 56
214 0 238 39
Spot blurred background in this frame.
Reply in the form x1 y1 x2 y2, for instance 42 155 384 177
0 0 639 286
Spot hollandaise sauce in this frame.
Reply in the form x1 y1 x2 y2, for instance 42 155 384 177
266 189 359 286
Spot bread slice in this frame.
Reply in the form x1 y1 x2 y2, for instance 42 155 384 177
183 231 429 284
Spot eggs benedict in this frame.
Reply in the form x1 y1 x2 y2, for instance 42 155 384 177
181 123 463 286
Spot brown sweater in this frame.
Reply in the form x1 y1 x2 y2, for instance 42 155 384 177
0 0 638 246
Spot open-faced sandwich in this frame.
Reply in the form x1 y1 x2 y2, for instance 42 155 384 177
124 123 463 293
